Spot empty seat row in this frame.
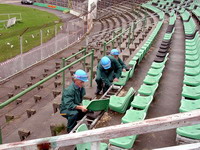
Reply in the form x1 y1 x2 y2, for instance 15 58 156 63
176 12 200 141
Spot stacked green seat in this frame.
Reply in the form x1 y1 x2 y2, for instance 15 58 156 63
184 74 200 86
131 95 153 109
121 109 146 123
109 87 135 113
138 83 159 96
76 124 108 150
176 124 200 140
109 135 137 149
182 85 200 99
179 99 200 112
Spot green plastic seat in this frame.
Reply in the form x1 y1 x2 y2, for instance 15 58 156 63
182 85 200 99
143 73 162 85
114 70 131 86
109 135 137 149
121 109 146 123
184 74 200 86
179 99 200 112
147 67 164 76
151 62 165 69
176 124 200 140
128 60 137 67
76 124 108 150
109 88 135 113
185 59 200 68
138 83 158 96
82 99 110 111
131 95 154 109
184 66 200 76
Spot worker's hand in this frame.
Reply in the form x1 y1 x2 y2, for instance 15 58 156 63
113 78 119 82
80 106 88 112
123 68 126 72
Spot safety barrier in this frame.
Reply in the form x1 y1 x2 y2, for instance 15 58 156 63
0 110 200 149
0 51 94 144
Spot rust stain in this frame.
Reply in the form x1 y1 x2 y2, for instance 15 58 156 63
37 142 51 150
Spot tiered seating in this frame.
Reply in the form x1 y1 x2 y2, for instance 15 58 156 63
109 7 176 148
176 10 200 141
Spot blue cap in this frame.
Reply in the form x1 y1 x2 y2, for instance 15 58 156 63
100 56 111 69
110 49 120 55
74 69 88 82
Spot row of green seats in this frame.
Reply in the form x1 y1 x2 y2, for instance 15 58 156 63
110 2 165 113
183 15 197 35
180 10 190 21
109 2 166 149
181 17 200 99
129 20 164 66
115 14 176 148
138 55 168 97
193 7 200 21
176 13 200 140
109 54 168 149
142 3 165 20
109 109 146 149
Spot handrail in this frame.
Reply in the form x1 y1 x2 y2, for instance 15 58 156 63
0 109 200 149
0 52 93 110
102 26 130 55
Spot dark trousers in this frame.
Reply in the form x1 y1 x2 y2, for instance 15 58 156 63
61 109 86 133
95 78 111 93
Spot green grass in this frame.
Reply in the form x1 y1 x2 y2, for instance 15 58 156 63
0 4 61 62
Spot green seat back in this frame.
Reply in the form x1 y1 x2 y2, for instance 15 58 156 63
85 99 110 111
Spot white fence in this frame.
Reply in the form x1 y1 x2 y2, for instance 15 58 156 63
0 109 200 150
0 18 87 82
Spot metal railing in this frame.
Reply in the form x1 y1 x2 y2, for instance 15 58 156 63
0 109 200 149
62 48 94 90
0 52 94 144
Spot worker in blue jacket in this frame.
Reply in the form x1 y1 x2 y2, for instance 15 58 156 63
110 49 128 72
60 69 88 133
95 56 122 95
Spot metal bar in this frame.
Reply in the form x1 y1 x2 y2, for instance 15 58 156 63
64 48 85 61
103 42 106 56
0 52 93 109
128 27 131 49
106 27 130 45
83 48 86 70
112 31 115 48
90 50 94 87
62 58 65 91
1 110 200 149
